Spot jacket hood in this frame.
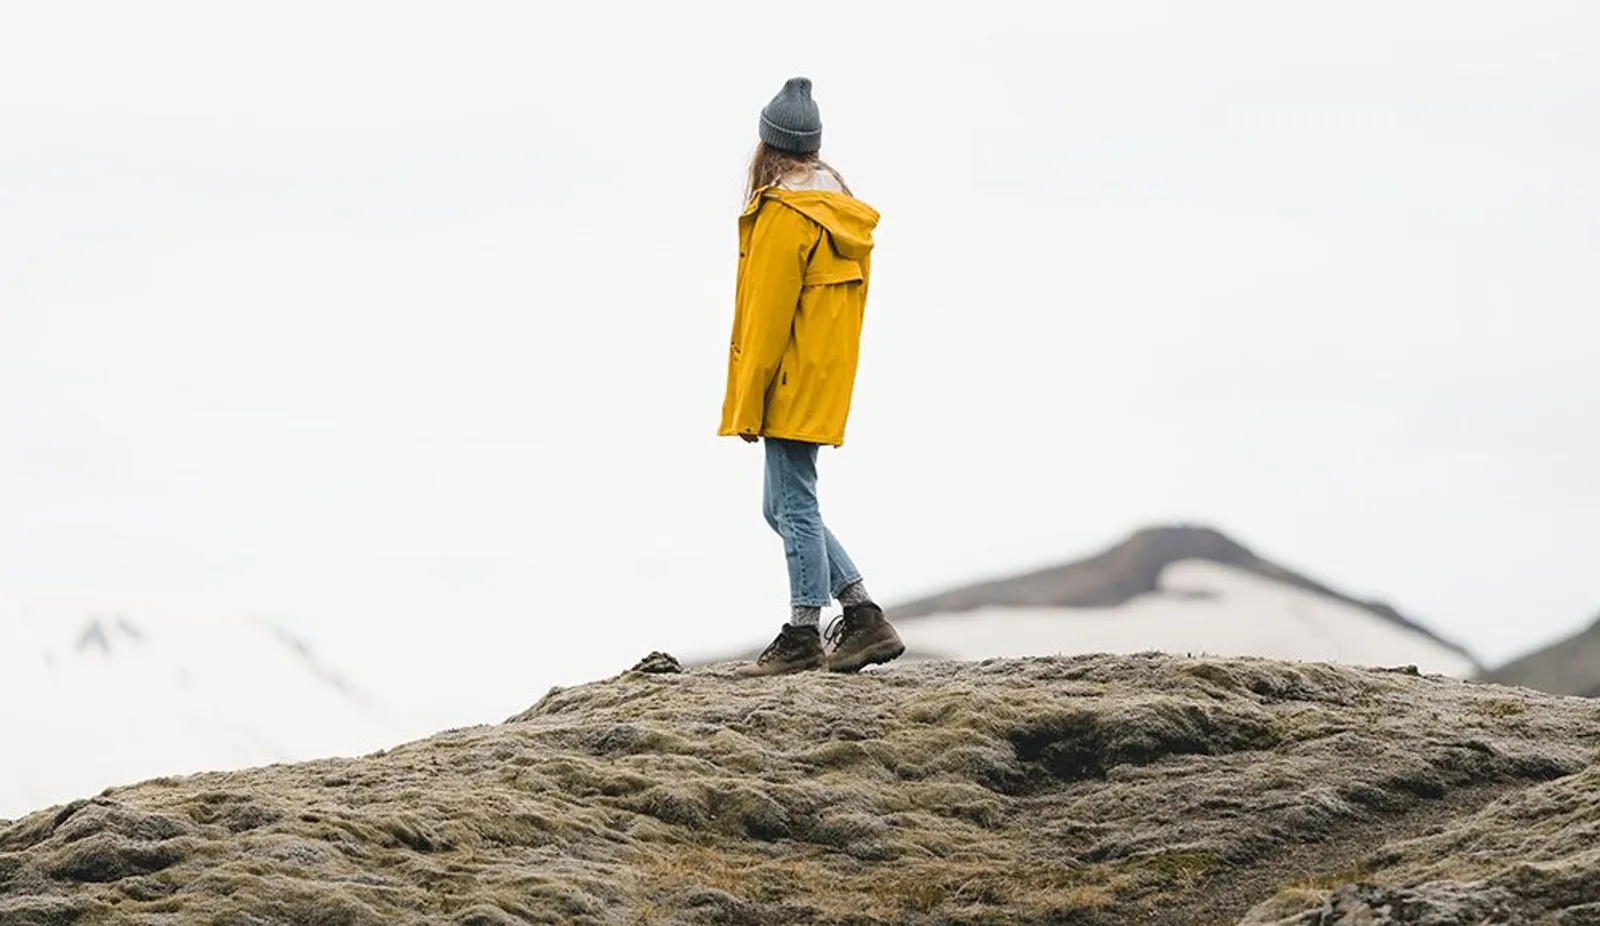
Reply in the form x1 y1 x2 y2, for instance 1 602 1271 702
747 188 879 260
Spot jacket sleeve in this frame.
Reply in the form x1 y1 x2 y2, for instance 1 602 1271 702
723 203 817 436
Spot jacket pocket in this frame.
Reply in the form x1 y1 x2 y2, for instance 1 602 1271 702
803 255 863 288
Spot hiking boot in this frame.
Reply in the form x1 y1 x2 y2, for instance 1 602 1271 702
735 624 825 677
824 603 905 673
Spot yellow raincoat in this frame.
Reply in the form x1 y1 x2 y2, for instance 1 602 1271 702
718 186 880 446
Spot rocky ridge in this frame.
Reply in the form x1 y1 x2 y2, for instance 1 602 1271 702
3 654 1598 925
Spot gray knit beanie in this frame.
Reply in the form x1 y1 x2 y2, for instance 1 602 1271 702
759 77 822 153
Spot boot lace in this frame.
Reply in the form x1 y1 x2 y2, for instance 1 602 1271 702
758 624 806 663
823 613 855 650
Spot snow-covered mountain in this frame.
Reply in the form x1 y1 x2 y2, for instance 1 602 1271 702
884 526 1479 677
0 590 404 820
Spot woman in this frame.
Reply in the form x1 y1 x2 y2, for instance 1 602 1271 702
720 77 904 677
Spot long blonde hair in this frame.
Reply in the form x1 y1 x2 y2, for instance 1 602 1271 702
745 141 852 201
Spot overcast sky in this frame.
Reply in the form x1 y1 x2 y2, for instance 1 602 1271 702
3 2 1596 732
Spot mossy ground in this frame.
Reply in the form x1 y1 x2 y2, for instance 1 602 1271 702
2 654 1595 925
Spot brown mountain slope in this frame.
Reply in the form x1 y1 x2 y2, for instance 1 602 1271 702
1480 612 1600 697
891 524 1479 669
3 654 1596 925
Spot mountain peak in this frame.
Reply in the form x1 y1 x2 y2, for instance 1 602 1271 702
1119 523 1255 560
1091 523 1263 586
890 523 1276 615
72 616 145 656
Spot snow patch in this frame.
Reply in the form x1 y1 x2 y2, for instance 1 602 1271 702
899 560 1475 677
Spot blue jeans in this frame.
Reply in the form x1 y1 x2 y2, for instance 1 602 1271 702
763 438 862 607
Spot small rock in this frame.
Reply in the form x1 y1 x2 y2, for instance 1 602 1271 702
629 651 683 674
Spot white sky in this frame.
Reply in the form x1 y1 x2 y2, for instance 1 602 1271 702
3 2 1597 732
